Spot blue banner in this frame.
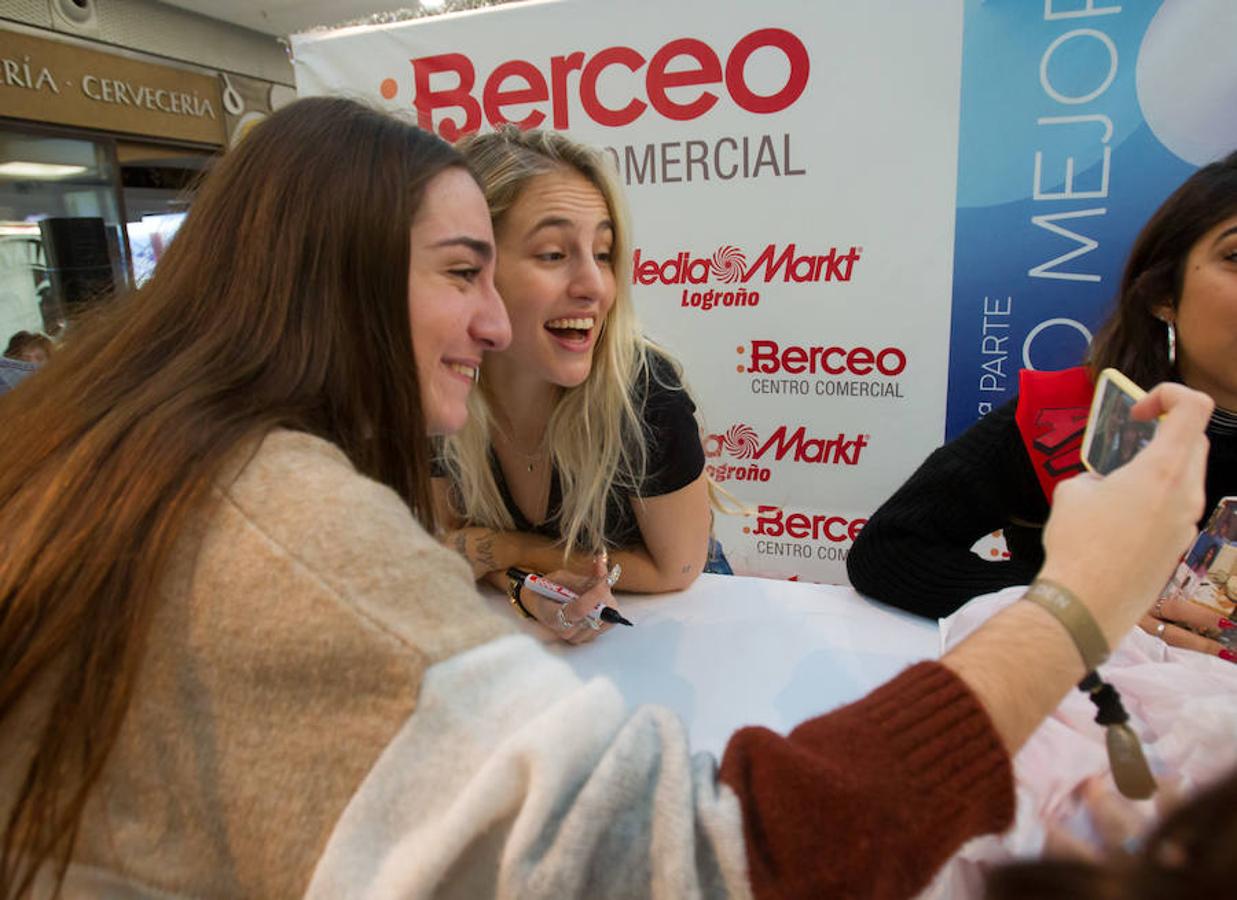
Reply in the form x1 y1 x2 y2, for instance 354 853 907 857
947 0 1206 439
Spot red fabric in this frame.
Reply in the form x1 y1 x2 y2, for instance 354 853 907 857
719 662 1013 900
1014 366 1094 503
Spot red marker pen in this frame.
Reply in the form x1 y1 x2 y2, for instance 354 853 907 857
506 568 633 627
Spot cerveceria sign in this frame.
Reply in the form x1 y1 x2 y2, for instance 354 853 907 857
0 29 224 145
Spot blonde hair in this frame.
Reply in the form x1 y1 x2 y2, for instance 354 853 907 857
444 127 659 557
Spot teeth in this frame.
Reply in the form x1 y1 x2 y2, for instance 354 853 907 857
546 317 595 330
448 362 477 379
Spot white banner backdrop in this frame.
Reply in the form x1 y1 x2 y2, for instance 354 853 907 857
292 0 965 583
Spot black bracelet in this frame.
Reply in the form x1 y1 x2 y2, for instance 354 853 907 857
506 570 534 620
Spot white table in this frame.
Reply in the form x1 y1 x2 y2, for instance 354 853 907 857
487 572 939 756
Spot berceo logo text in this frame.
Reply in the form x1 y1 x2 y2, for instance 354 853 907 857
397 28 810 139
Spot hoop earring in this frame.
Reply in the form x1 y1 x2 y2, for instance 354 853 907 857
1164 319 1177 368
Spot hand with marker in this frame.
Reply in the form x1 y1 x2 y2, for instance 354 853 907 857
514 555 628 646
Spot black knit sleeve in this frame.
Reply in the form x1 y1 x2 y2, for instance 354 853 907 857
846 400 1048 619
637 351 705 498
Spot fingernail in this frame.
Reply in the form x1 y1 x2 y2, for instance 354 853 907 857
606 563 622 587
1220 649 1237 663
1218 618 1237 631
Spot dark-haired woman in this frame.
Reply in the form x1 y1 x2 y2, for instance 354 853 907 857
0 96 1217 899
0 96 515 896
848 150 1237 659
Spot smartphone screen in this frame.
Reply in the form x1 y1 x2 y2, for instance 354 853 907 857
1081 369 1156 476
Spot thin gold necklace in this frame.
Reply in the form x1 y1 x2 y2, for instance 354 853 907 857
516 447 547 473
495 425 549 473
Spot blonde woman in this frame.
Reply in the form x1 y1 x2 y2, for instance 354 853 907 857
435 128 711 636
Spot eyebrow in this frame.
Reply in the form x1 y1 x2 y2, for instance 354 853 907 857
528 215 614 236
1214 225 1237 245
431 236 493 262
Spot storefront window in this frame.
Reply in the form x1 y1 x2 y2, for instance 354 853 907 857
0 125 124 342
118 142 210 286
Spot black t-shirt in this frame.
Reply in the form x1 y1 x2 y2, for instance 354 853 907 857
438 351 705 550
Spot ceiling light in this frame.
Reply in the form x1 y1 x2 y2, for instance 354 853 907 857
0 161 88 179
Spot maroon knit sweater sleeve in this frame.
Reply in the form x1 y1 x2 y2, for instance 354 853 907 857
718 661 1014 900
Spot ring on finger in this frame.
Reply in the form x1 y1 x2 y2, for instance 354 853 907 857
556 606 574 631
1155 620 1168 639
1153 597 1166 618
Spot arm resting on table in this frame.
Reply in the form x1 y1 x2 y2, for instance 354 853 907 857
847 401 1045 619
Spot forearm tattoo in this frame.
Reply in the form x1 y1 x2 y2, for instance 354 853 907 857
475 534 498 572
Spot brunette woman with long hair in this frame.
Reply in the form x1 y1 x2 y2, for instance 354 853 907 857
848 151 1237 660
0 96 517 895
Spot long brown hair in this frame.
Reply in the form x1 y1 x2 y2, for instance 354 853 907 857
1089 149 1237 388
0 97 462 895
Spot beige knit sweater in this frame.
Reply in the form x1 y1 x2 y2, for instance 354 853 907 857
2 431 513 896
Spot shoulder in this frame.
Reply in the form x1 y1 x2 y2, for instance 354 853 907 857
930 400 1021 465
220 431 414 541
630 347 705 494
636 346 696 416
643 346 687 389
209 430 508 660
906 399 1036 495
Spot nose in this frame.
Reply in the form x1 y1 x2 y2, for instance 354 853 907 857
568 254 608 302
472 272 511 351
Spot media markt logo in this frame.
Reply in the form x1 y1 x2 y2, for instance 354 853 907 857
710 245 747 283
631 242 862 311
703 422 870 482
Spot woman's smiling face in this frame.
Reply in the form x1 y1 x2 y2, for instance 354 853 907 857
491 168 616 389
407 167 510 435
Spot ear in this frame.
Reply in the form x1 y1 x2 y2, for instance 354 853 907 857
1152 300 1176 324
